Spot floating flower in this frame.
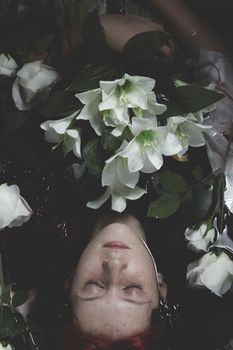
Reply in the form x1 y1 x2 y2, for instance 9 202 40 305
0 53 18 77
12 60 60 110
75 88 104 136
87 146 146 212
185 223 216 252
40 112 81 158
167 113 211 155
99 74 167 135
187 250 233 297
134 91 167 119
99 74 156 110
120 117 182 173
101 106 130 137
0 183 33 230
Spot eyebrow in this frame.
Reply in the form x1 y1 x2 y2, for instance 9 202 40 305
75 295 151 305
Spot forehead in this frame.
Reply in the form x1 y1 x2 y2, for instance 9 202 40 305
74 295 153 339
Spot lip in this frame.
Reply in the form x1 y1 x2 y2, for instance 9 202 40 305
103 241 130 249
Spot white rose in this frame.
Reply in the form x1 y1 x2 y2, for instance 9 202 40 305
0 343 13 350
187 251 233 297
185 223 216 252
0 183 33 230
12 60 60 110
0 53 18 77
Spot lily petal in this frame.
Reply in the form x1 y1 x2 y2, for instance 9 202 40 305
121 141 144 173
87 188 111 209
144 148 163 172
111 193 127 212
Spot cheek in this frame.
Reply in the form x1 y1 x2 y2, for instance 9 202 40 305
72 254 101 287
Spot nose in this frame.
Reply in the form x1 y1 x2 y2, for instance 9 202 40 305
102 257 127 282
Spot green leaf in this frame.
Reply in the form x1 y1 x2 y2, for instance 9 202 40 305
180 190 193 204
0 112 28 138
83 138 104 175
12 291 28 308
36 91 82 119
67 64 120 93
157 100 184 121
159 171 188 194
175 85 224 113
1 285 12 306
147 193 180 218
123 31 171 63
192 165 204 181
178 190 195 221
101 130 122 154
0 306 25 339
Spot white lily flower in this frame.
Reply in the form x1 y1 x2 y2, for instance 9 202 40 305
102 106 130 136
98 74 166 135
41 114 75 143
185 223 216 252
99 74 156 110
87 184 146 212
64 129 81 158
167 114 211 154
87 147 146 212
12 60 60 110
134 92 167 119
0 53 18 77
75 88 104 136
40 112 82 158
102 151 139 189
0 183 33 230
120 117 182 173
187 251 233 297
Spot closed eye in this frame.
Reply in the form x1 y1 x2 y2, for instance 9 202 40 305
123 283 142 290
85 280 104 288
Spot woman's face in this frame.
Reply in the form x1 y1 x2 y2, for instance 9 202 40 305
70 215 161 339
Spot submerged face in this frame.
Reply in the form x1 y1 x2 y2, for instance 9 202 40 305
70 215 160 339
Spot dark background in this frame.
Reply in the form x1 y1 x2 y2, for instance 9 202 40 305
0 1 233 349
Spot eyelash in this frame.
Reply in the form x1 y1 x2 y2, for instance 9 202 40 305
123 283 142 290
86 280 104 288
86 280 142 290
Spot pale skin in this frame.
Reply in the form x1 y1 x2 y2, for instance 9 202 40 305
62 0 228 58
62 14 173 57
69 214 167 340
